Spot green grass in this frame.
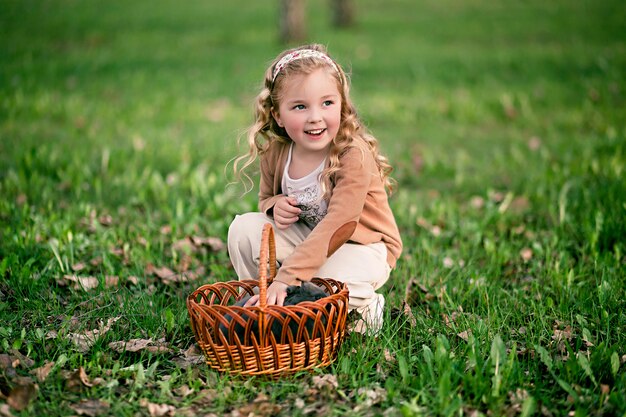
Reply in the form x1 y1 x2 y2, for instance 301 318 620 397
1 0 625 415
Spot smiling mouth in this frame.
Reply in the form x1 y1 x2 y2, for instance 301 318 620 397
305 128 326 136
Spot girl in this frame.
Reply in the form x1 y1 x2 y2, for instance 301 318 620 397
228 44 402 333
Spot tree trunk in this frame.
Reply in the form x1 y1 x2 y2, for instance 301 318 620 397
331 0 354 27
279 0 306 43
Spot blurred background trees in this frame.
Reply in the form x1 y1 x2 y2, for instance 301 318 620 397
280 0 355 43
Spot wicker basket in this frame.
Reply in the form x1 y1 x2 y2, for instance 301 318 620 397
187 223 349 377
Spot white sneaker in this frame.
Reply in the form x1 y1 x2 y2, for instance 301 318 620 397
349 294 385 335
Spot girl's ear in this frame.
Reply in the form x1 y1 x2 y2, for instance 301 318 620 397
271 107 283 128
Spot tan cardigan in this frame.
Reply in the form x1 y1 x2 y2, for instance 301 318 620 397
258 139 403 286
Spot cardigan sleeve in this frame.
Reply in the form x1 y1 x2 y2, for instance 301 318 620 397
258 151 284 215
274 146 376 285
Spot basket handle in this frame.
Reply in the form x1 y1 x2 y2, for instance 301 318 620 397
258 223 277 309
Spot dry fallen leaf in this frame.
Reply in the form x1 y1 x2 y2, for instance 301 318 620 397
139 398 176 417
443 311 460 326
156 265 204 284
191 236 225 252
402 301 417 328
356 385 387 407
109 338 151 352
235 393 281 417
15 194 27 205
403 277 433 306
133 134 146 151
69 399 110 417
294 398 306 410
76 367 94 387
9 350 35 369
172 345 205 368
500 93 517 119
172 236 224 254
488 190 505 203
177 254 192 273
172 238 195 254
108 338 171 354
403 277 418 305
71 262 86 272
416 217 443 237
0 404 16 417
109 246 124 257
58 275 118 291
145 264 195 284
146 264 174 278
1 352 36 381
68 317 120 353
98 214 113 226
59 275 99 290
31 361 55 382
470 196 485 209
89 257 103 267
173 385 194 398
528 136 542 151
311 374 338 391
191 389 222 408
552 326 573 342
0 354 17 380
457 330 472 342
416 217 432 230
507 388 530 414
411 148 424 174
520 248 533 262
105 275 119 287
384 349 396 363
552 324 574 354
6 382 38 411
512 225 526 235
510 196 530 214
63 367 99 391
181 266 206 281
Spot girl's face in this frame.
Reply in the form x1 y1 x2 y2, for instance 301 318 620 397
272 68 342 159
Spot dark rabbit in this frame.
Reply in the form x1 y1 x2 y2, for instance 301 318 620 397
217 281 329 343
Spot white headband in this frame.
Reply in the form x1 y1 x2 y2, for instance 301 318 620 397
272 49 340 83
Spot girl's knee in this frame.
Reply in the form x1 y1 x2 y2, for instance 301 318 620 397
228 213 272 256
229 213 265 237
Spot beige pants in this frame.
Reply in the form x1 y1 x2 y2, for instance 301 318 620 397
227 212 391 332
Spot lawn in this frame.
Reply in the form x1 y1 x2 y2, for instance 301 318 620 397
1 0 625 416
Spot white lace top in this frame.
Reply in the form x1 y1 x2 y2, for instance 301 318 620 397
281 144 328 228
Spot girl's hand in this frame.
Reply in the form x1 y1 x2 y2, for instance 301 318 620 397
273 196 301 229
243 281 289 307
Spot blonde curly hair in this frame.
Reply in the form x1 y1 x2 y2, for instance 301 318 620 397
233 44 394 199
